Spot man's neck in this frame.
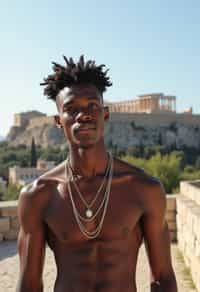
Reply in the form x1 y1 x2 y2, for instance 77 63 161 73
68 142 109 179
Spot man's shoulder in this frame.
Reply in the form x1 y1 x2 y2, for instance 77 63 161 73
38 160 66 184
19 160 66 209
114 158 165 205
20 161 66 196
20 178 52 200
114 157 161 187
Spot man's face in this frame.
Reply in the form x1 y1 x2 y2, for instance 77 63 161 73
55 84 109 148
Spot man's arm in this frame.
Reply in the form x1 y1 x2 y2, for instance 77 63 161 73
142 180 177 292
16 182 46 292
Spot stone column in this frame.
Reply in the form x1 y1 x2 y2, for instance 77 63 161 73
168 98 171 110
135 101 139 112
149 98 152 111
146 98 149 110
144 99 147 111
140 99 143 112
159 97 162 110
150 98 153 111
166 97 169 110
170 98 172 111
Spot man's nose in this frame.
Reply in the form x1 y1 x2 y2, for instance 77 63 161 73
75 107 93 122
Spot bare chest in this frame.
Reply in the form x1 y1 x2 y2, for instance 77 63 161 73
44 179 144 245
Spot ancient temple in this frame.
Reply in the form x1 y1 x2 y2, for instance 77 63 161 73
106 93 176 113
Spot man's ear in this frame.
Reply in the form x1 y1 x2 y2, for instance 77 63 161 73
54 115 63 128
103 106 110 121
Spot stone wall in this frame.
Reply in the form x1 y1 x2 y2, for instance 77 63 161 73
166 195 177 242
0 195 177 242
109 112 200 127
177 180 200 291
0 201 19 241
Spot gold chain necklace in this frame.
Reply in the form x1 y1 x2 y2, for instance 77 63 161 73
66 153 113 239
67 152 112 219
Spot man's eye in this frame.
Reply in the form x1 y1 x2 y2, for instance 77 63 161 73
65 106 77 114
89 103 99 110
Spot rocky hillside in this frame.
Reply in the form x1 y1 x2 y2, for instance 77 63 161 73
7 113 200 150
7 124 65 148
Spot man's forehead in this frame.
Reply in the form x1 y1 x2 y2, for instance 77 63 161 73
58 85 102 102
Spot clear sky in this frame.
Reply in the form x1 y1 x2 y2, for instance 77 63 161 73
0 0 200 136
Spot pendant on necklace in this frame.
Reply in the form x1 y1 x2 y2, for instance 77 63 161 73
86 209 93 218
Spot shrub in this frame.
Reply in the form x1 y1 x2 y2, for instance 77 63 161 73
1 184 22 201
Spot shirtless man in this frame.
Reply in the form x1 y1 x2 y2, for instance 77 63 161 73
17 56 177 292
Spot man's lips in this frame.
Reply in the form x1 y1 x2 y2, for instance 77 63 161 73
77 127 96 132
74 124 96 132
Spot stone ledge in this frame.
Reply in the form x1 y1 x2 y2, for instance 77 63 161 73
4 229 19 240
166 194 177 211
0 218 10 233
0 201 18 208
0 232 3 242
180 180 200 206
10 217 19 230
0 201 18 217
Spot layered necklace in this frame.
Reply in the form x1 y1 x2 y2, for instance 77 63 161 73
66 152 113 239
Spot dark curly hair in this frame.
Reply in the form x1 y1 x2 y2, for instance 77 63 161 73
40 55 112 101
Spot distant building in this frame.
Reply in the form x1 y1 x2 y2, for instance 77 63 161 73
9 159 55 186
14 111 46 128
106 93 176 114
36 159 55 170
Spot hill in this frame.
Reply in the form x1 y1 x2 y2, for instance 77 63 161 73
6 111 200 150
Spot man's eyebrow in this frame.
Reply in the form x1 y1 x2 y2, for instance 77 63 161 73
63 96 100 106
87 96 101 102
62 100 74 107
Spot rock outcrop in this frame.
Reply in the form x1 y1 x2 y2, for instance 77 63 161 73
7 124 65 148
7 112 200 150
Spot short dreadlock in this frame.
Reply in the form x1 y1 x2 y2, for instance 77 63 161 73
40 55 112 101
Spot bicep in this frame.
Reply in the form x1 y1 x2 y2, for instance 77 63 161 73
18 226 46 281
17 190 46 289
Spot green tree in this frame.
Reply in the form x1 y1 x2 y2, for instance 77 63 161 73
146 153 181 193
180 169 200 181
122 152 182 193
0 185 5 200
122 155 147 170
30 137 37 167
184 165 195 173
127 146 142 158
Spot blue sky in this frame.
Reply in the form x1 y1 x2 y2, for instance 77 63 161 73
0 0 200 136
